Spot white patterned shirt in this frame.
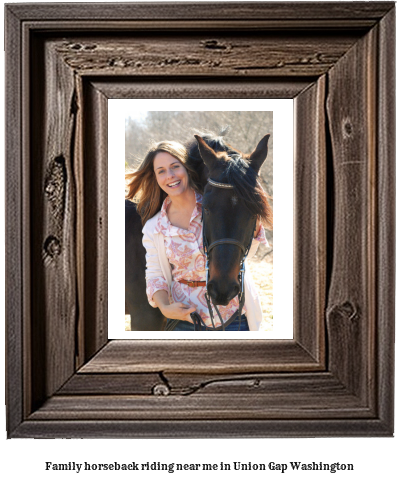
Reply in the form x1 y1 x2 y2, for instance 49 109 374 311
146 192 267 328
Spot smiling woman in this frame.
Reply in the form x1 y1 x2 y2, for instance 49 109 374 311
125 140 201 226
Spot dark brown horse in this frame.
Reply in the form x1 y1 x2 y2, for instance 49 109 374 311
125 130 271 330
193 133 271 307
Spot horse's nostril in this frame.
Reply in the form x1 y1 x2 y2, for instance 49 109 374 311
231 284 240 298
225 284 240 303
207 280 240 306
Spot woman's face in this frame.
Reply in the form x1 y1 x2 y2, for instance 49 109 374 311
153 151 190 197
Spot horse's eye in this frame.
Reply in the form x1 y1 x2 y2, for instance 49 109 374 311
204 207 210 215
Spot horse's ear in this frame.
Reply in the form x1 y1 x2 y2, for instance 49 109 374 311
194 135 219 171
248 134 270 174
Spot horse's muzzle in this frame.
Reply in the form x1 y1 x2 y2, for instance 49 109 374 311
207 280 240 306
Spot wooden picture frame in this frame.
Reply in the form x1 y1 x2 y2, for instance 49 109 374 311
5 2 395 438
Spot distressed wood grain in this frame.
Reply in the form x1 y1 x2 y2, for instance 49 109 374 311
91 79 311 100
79 340 321 374
7 2 394 23
53 34 360 77
29 36 79 409
375 5 396 431
59 371 357 398
29 395 372 421
5 4 24 437
294 76 326 363
326 26 377 404
80 81 109 362
58 372 163 395
13 418 391 439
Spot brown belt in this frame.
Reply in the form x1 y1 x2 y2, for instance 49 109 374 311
178 279 206 288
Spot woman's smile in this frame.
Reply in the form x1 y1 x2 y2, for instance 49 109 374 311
167 180 181 188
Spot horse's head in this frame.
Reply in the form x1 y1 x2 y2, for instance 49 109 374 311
194 134 271 306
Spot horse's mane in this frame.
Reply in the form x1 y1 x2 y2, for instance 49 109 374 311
188 128 273 228
224 154 272 227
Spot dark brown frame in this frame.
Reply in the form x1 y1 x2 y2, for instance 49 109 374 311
5 2 395 438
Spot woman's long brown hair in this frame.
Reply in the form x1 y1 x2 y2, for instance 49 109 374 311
125 141 201 225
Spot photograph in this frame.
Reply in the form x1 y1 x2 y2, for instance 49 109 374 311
124 110 274 333
107 99 293 339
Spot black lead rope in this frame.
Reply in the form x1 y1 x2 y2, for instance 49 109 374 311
165 312 206 331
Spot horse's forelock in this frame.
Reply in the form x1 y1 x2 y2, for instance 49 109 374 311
192 128 231 154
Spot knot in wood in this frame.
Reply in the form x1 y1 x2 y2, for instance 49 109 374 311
44 236 61 257
152 383 170 396
342 118 353 138
201 40 227 50
327 301 358 324
45 156 66 207
84 44 97 51
339 301 358 321
43 236 62 265
45 181 56 196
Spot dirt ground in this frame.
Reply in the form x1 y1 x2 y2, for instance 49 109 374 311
125 244 273 332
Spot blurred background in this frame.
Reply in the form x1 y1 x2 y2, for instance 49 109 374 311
125 111 273 331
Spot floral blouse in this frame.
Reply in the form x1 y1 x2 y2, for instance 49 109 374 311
146 192 268 328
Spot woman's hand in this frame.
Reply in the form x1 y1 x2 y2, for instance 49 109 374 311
160 302 196 323
152 290 196 323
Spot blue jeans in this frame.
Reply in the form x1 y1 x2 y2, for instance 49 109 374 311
168 314 249 331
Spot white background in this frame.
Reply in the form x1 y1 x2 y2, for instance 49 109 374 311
1 1 397 486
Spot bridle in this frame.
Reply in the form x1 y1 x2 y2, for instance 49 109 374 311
193 177 256 331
